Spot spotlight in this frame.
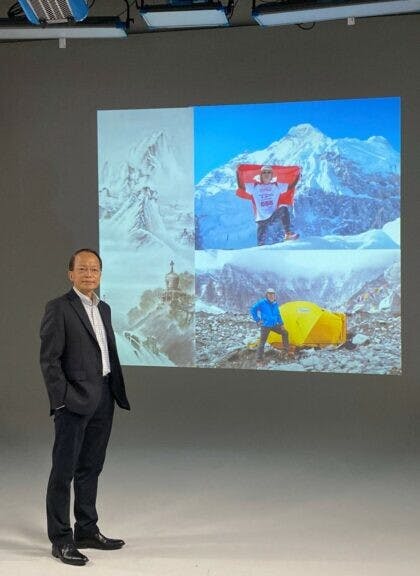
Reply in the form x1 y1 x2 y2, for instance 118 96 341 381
17 0 89 25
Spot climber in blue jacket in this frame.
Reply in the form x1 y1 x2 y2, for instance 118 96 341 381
250 288 293 364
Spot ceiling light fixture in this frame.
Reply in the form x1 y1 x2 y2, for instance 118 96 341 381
0 17 127 38
252 0 420 26
139 0 232 29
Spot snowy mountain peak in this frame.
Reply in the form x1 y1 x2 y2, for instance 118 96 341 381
287 123 325 139
367 135 391 146
128 130 169 173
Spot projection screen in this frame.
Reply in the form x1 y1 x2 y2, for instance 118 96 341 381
98 97 401 375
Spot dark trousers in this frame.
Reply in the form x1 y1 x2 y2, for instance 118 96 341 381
46 378 115 545
258 324 289 359
257 206 291 246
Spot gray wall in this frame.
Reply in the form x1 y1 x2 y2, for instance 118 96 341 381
0 16 419 455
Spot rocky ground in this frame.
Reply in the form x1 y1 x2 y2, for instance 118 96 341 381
195 311 401 374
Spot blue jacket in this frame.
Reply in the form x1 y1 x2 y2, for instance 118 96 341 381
250 298 284 328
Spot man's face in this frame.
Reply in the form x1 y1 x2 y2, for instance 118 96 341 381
266 292 276 302
68 252 101 296
261 168 273 184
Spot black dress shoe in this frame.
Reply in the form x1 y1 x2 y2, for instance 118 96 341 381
52 543 89 566
75 531 125 550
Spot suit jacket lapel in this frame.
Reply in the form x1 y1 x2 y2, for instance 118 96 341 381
67 290 99 346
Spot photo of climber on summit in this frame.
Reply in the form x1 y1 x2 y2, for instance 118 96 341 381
194 98 401 252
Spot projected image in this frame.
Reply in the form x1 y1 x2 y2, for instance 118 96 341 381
98 108 195 367
194 100 400 250
195 247 400 373
195 98 401 374
98 97 401 374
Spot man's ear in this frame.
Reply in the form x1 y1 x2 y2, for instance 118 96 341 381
68 270 74 283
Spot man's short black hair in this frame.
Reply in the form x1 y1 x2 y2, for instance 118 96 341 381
69 248 102 271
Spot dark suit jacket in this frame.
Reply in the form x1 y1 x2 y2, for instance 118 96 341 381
40 289 130 416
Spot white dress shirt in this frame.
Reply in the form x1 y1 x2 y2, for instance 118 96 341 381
73 287 111 376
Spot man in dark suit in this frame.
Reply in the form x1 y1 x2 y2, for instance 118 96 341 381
40 248 130 566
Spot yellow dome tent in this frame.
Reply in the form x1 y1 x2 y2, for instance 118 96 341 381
266 301 346 348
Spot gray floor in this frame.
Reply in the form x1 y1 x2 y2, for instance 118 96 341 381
1 442 419 576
